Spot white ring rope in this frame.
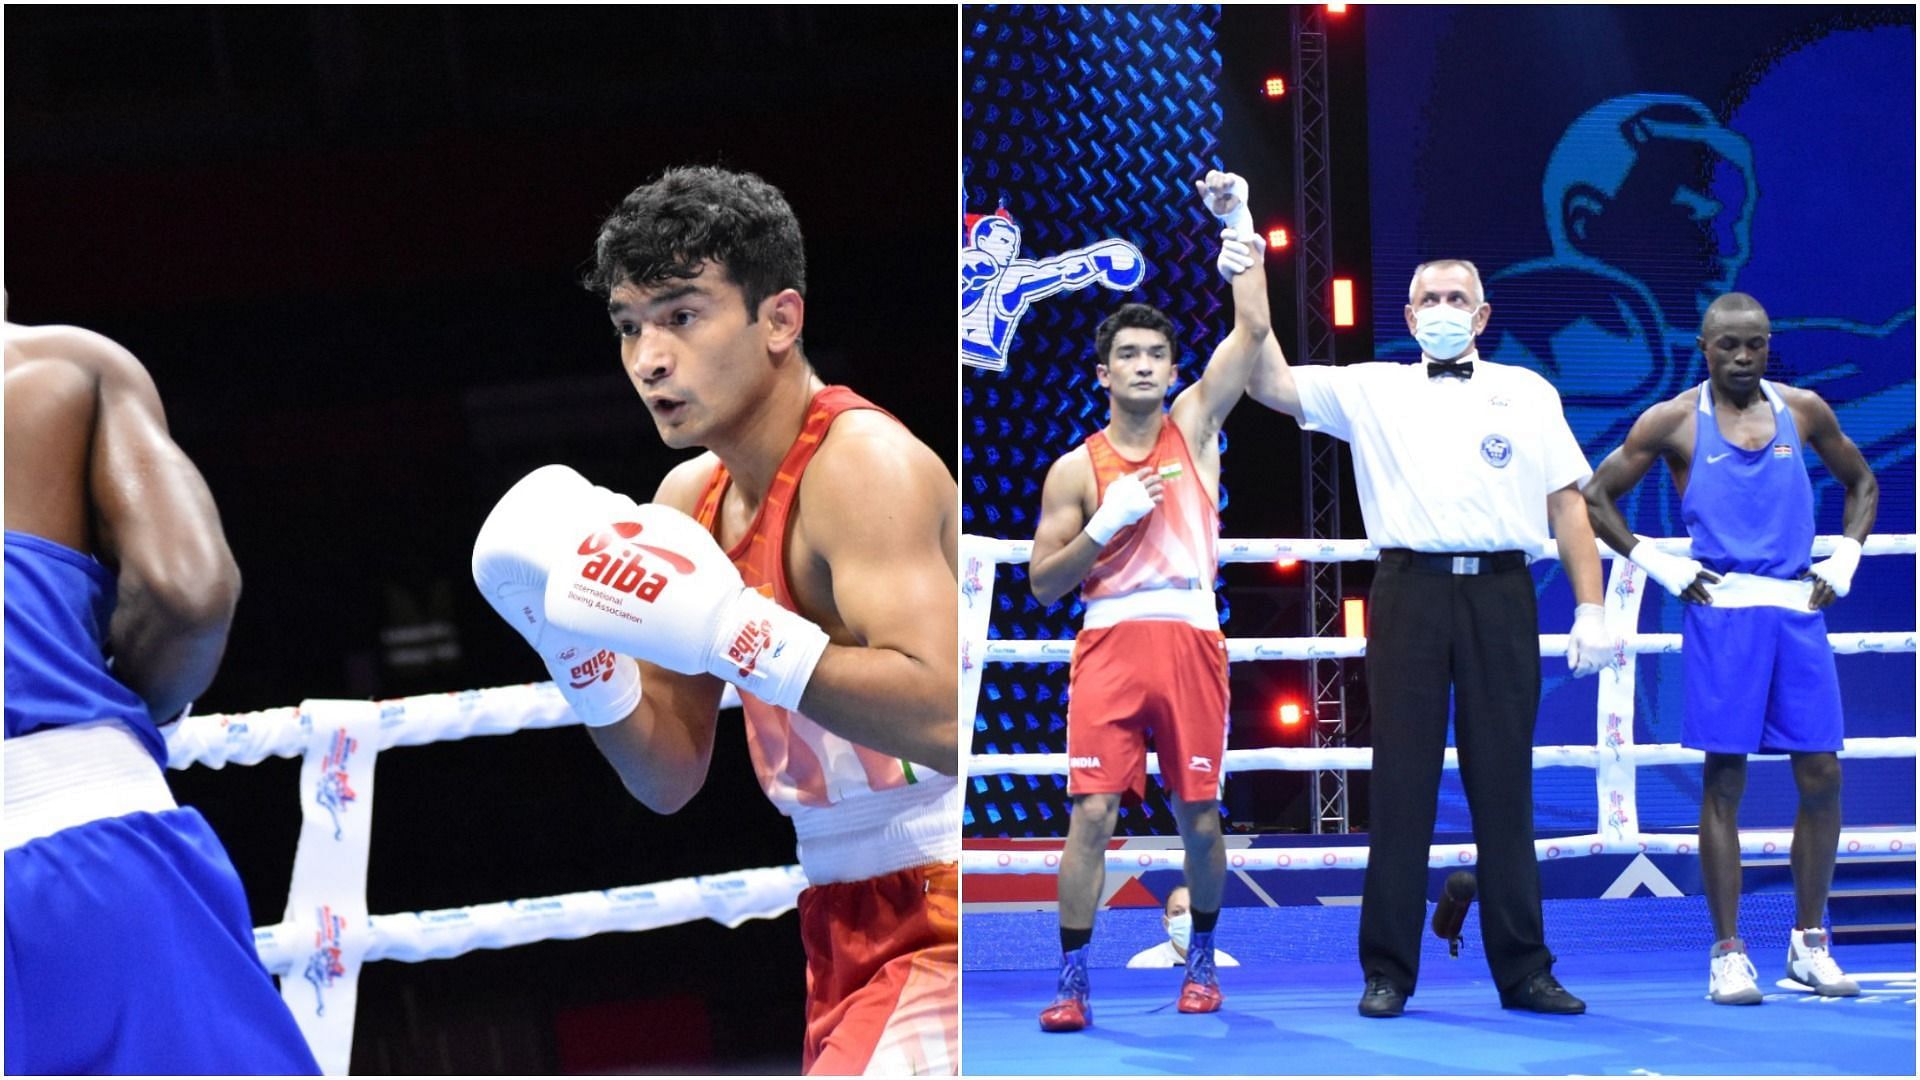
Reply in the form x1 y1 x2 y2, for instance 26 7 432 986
982 631 1915 664
960 533 1918 876
162 685 796 1074
250 864 808 973
970 534 1918 566
968 737 1920 776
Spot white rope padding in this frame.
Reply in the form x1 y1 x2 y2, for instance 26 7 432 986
165 682 580 770
967 736 1920 776
981 631 1915 664
960 829 1919 874
970 533 1917 566
963 533 1917 875
252 865 807 973
163 684 793 1074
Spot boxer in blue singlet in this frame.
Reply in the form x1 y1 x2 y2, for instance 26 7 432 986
1583 293 1878 1005
4 317 319 1073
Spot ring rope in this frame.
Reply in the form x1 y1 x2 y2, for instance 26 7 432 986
962 829 1917 875
163 684 795 1074
250 864 807 973
961 533 1918 877
968 737 1919 776
982 631 1914 664
969 534 1917 566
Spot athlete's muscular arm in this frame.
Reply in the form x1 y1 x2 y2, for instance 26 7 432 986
1584 401 1684 557
788 421 960 775
67 329 240 723
1171 214 1270 456
1792 388 1877 609
1028 451 1098 607
584 457 726 813
1584 397 1718 604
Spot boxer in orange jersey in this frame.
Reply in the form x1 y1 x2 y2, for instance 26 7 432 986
471 167 958 1074
1026 171 1273 1030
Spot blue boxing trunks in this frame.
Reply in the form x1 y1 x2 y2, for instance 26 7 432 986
4 721 320 1075
1682 595 1844 755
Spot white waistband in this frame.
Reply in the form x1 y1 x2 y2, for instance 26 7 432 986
4 721 177 852
1083 588 1217 630
790 778 961 886
1705 573 1816 610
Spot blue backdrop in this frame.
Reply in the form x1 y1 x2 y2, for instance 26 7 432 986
1366 5 1915 832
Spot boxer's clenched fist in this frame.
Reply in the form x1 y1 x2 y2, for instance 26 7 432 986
472 465 641 727
1083 467 1164 547
541 495 830 713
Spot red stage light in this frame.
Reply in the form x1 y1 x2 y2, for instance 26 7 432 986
1278 702 1303 727
1275 558 1299 571
1267 227 1290 250
1264 76 1287 98
1343 597 1367 638
1332 278 1356 327
1327 4 1349 14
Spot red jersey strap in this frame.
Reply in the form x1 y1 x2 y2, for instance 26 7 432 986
690 386 898 607
1082 418 1190 504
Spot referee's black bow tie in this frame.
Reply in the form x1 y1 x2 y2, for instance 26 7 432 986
1428 360 1473 380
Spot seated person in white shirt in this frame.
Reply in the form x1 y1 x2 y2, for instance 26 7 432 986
1127 885 1242 969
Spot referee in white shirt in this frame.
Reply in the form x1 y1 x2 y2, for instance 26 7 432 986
1247 259 1616 1018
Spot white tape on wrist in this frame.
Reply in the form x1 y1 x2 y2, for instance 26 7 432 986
709 590 830 713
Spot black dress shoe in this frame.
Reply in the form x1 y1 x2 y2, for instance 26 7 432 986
1358 975 1407 1018
1499 968 1586 1014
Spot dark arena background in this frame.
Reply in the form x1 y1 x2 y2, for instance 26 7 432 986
961 5 1913 1075
6 7 954 1075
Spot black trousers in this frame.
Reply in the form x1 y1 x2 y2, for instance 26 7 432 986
1358 554 1552 996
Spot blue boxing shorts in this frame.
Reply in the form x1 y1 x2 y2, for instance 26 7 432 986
1682 602 1845 755
4 723 319 1075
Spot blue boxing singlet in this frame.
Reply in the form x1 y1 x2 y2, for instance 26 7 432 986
1680 380 1815 579
4 530 163 763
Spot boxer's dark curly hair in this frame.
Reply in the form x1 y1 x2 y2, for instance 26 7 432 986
586 166 806 319
1094 303 1180 367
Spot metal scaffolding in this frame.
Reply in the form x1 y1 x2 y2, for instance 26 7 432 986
1290 5 1351 835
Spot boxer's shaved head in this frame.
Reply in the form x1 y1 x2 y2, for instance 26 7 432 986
1699 292 1768 338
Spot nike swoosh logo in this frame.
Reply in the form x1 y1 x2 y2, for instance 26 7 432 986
1707 452 1732 464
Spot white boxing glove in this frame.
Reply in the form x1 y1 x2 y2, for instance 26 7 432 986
473 466 642 727
542 501 830 712
1216 228 1257 281
1807 536 1862 597
1627 535 1709 597
1565 603 1616 677
1084 472 1157 546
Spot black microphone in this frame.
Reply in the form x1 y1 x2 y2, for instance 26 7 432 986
1431 871 1477 958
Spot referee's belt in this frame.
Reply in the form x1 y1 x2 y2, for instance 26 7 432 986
1379 549 1527 575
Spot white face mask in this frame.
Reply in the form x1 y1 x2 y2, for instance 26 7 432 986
1413 304 1481 362
1167 912 1193 951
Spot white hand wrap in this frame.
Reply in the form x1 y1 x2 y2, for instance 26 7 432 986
1628 535 1707 597
543 501 830 712
1216 228 1257 281
1566 603 1615 677
1084 472 1157 547
1808 536 1862 597
1207 173 1254 237
473 466 642 727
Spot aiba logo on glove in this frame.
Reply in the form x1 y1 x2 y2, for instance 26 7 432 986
728 617 774 678
566 647 623 690
575 520 696 602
